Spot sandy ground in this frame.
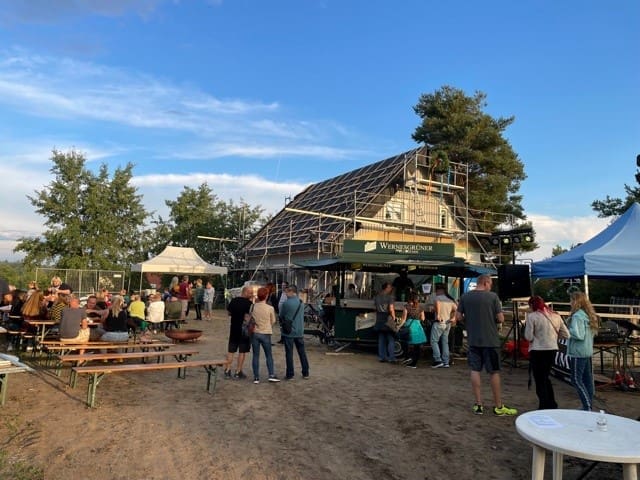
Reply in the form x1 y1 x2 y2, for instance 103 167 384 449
1 310 638 480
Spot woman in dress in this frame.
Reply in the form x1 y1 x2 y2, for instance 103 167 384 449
399 292 427 368
524 296 569 409
566 291 599 411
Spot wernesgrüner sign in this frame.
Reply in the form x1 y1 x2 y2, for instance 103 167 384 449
343 240 454 258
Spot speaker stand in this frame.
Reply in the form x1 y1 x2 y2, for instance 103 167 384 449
501 301 526 369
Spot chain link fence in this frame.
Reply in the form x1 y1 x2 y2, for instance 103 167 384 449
35 268 126 298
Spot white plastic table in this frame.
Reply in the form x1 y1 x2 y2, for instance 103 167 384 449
516 409 640 480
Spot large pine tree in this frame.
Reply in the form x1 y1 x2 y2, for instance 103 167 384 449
413 85 526 226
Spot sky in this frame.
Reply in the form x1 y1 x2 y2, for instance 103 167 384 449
0 0 638 263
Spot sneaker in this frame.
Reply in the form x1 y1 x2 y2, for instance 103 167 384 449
406 364 417 369
268 376 281 383
472 404 484 415
431 361 444 368
493 405 518 416
234 371 247 380
401 358 412 364
253 378 260 384
443 363 450 368
224 370 232 380
302 375 309 380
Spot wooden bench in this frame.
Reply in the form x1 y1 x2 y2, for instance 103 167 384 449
45 342 176 372
72 359 226 408
60 348 199 386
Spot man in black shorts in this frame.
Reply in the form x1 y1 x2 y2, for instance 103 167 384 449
224 285 253 379
455 274 517 416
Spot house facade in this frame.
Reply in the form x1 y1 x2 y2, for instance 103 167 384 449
241 146 502 295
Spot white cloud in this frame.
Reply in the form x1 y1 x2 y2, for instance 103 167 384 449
0 166 309 261
525 213 610 262
167 143 366 160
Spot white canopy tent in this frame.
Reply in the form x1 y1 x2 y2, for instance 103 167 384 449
131 246 227 292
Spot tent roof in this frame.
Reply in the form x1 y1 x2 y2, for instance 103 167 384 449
131 246 227 275
531 202 640 279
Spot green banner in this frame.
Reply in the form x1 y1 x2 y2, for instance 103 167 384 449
343 240 454 258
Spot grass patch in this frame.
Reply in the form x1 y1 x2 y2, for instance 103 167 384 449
0 450 44 480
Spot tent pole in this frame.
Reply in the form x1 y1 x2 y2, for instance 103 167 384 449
584 274 589 298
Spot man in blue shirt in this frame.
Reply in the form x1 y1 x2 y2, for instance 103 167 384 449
279 285 309 380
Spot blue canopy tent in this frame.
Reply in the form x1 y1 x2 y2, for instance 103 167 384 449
531 202 640 295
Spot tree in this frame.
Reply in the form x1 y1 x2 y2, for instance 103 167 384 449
14 150 151 269
592 154 640 217
150 184 267 268
412 86 527 226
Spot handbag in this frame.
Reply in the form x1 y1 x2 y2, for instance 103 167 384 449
280 300 302 335
385 315 399 333
242 305 256 338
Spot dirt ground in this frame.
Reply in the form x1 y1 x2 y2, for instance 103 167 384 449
1 309 638 480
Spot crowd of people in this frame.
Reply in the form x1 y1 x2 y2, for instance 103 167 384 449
0 274 221 348
224 282 309 384
2 273 602 414
372 274 601 417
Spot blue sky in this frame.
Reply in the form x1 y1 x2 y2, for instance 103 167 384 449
0 0 638 262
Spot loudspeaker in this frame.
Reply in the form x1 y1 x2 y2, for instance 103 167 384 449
497 264 531 300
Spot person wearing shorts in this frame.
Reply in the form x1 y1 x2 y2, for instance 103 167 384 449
456 274 517 416
224 286 253 379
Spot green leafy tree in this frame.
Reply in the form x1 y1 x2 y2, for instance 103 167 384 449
412 86 527 225
592 154 640 217
14 150 151 269
551 244 568 257
150 184 267 268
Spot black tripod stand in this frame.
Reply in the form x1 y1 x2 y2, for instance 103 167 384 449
501 299 526 368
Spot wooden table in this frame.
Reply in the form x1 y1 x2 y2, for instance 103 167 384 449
24 319 57 348
516 409 640 480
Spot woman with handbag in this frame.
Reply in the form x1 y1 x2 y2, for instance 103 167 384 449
250 287 281 384
524 296 569 409
399 292 427 368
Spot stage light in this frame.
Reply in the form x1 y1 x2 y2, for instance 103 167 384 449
512 235 522 244
501 237 511 245
523 233 534 243
490 236 500 246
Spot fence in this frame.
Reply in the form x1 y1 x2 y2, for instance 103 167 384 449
35 268 126 298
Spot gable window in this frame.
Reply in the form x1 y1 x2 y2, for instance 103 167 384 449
385 201 403 221
440 206 449 229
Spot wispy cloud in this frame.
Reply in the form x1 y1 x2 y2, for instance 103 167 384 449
0 0 167 25
0 49 362 161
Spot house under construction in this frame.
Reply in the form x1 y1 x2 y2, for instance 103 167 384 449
240 146 509 296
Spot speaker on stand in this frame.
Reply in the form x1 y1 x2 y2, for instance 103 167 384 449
497 264 532 367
